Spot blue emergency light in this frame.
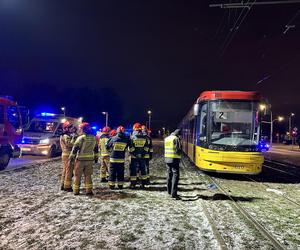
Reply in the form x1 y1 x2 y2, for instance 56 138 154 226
40 112 56 117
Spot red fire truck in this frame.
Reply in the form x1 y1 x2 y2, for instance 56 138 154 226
0 96 28 170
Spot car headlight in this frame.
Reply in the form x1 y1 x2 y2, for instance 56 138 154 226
40 138 50 144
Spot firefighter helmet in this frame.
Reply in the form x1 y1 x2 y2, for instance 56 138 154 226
79 122 91 133
62 121 73 131
117 126 125 133
110 129 117 137
133 123 142 131
102 126 111 134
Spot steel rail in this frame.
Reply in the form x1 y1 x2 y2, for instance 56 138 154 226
263 164 297 177
243 175 300 207
180 161 229 250
204 174 286 250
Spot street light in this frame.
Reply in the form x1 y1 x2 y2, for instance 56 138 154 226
289 113 295 140
102 112 109 127
147 110 152 129
261 104 284 145
78 117 83 123
162 127 166 137
61 106 66 117
259 104 266 111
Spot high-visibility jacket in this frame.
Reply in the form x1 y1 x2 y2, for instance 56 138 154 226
106 132 130 163
164 134 182 162
70 134 98 161
60 133 76 157
129 131 150 159
98 134 110 157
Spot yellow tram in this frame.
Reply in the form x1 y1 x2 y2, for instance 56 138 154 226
180 91 264 174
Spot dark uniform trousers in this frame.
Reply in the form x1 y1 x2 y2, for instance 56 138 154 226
130 158 147 185
109 163 125 187
167 162 180 197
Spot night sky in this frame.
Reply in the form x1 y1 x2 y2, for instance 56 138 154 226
0 0 300 131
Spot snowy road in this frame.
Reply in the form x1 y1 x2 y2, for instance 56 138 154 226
5 155 58 171
0 142 299 249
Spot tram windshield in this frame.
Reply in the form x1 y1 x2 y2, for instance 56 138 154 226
209 101 258 148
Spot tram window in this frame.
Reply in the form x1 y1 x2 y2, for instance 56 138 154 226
7 106 21 129
209 101 257 147
0 105 4 124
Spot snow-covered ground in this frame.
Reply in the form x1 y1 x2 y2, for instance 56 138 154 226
1 142 298 249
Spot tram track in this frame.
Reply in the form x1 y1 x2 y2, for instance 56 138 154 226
182 157 287 250
203 174 287 250
243 175 300 208
180 162 229 250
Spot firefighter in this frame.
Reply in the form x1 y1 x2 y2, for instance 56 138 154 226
106 126 130 189
98 126 111 182
129 123 150 189
164 129 182 200
141 125 153 185
60 121 77 191
69 122 98 196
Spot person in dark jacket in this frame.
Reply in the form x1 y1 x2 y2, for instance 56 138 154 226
129 123 150 189
141 125 153 185
164 129 182 199
106 126 130 189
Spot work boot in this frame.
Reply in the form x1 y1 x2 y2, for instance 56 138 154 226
101 178 108 182
64 187 73 192
109 185 115 190
171 195 181 200
118 185 123 190
145 178 151 185
86 192 94 196
60 184 64 191
74 192 79 196
129 183 136 189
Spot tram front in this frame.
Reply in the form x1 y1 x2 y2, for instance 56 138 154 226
195 91 264 174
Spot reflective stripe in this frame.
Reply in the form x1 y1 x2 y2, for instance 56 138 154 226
85 183 93 189
141 175 149 180
110 158 125 163
130 176 137 181
62 151 71 157
164 135 181 159
101 153 109 157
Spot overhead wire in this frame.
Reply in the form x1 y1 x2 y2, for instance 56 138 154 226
220 0 257 57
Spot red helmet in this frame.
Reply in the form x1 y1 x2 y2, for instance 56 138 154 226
102 126 111 134
79 122 91 133
133 123 142 131
62 121 72 131
117 126 125 133
110 129 117 137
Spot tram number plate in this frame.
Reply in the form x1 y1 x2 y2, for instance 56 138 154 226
232 164 245 169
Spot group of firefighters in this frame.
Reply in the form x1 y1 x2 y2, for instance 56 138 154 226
59 120 182 199
59 121 155 195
